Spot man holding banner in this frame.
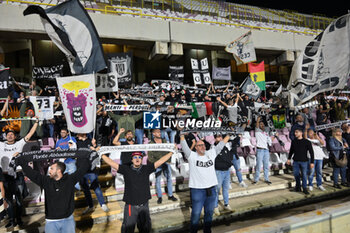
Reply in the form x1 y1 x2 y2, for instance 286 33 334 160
15 149 93 233
0 118 40 228
101 148 174 233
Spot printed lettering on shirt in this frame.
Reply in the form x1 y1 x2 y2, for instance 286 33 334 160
196 160 213 168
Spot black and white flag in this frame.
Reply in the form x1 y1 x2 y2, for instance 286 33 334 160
0 68 9 99
212 66 231 81
32 65 63 79
168 66 184 83
108 52 133 86
225 31 256 65
288 14 350 107
23 0 107 75
240 76 261 100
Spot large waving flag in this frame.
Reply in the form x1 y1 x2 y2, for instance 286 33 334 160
288 14 350 107
23 0 106 75
248 61 265 91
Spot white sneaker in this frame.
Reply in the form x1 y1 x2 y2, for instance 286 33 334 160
101 204 110 212
239 181 248 188
82 206 95 215
224 204 232 211
308 186 313 191
318 185 326 191
214 207 220 216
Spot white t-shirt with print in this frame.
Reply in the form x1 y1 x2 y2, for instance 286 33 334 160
0 139 27 174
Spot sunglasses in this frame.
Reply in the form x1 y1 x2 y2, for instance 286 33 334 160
132 156 142 159
196 144 205 147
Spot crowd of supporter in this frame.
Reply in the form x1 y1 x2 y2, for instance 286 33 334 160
1 79 350 232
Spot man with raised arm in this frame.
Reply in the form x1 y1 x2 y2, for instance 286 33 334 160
16 150 91 233
0 117 39 228
101 149 174 233
180 132 230 233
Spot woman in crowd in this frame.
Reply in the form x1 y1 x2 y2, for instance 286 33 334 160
328 128 348 189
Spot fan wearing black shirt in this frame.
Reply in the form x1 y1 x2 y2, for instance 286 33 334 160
287 128 314 195
76 133 109 215
101 150 174 233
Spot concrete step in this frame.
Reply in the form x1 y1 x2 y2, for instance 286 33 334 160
23 167 335 214
8 171 348 233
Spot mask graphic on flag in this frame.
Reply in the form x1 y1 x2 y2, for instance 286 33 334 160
225 31 257 65
248 61 265 91
288 14 350 107
56 74 96 133
23 0 107 75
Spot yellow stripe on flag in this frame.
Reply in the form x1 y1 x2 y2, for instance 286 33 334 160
250 71 265 83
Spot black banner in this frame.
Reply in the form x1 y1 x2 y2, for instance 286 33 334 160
108 52 133 86
169 65 184 83
0 68 9 99
32 65 63 79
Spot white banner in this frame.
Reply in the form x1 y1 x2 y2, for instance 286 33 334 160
95 72 118 93
29 96 55 120
225 31 257 65
104 104 150 111
288 14 350 107
98 143 177 155
203 72 212 84
193 73 202 85
56 74 96 133
212 66 231 80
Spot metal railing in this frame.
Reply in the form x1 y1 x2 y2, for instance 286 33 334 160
3 0 334 35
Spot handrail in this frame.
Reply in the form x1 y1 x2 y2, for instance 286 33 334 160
4 0 324 36
104 5 142 16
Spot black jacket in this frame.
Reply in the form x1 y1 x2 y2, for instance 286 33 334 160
20 158 90 219
214 137 240 171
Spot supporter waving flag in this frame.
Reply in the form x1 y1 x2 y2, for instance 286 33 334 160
23 0 107 75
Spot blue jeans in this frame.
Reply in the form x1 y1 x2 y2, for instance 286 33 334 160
333 166 347 185
135 128 144 144
64 160 80 190
308 160 323 187
155 163 173 198
232 155 243 183
293 161 308 189
215 170 230 207
190 186 217 233
254 149 270 182
80 173 105 207
45 214 75 233
161 128 177 143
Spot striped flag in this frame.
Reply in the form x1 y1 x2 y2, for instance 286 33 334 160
248 61 265 91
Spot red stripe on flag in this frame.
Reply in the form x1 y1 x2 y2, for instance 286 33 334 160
248 61 265 73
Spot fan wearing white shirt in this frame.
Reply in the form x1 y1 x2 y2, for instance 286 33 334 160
0 118 39 228
180 132 229 233
304 128 326 191
253 116 276 185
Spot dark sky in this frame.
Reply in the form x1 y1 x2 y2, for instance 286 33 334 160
226 1 348 18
